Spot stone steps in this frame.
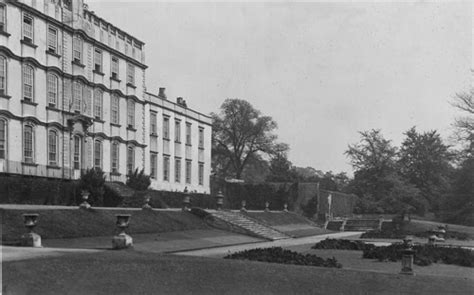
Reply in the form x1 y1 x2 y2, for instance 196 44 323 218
209 210 291 241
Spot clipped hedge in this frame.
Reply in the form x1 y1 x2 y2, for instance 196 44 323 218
224 247 342 268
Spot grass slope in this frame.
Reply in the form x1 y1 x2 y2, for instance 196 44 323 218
1 209 209 243
3 251 473 295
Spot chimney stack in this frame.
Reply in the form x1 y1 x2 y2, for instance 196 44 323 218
158 87 166 99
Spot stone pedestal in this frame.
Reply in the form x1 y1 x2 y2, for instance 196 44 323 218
21 232 42 247
112 233 133 249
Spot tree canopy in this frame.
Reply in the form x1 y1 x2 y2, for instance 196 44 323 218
212 99 287 179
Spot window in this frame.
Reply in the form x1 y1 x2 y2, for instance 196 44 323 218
150 112 157 135
73 81 82 112
23 125 34 163
48 130 58 166
47 27 58 53
47 73 58 107
94 140 102 169
23 14 33 43
199 127 204 148
127 146 134 175
111 56 119 79
94 48 102 72
111 141 119 173
0 119 6 159
198 163 204 185
127 100 135 128
0 55 6 95
111 94 120 124
163 116 170 139
185 160 192 184
23 65 34 101
175 158 181 183
126 63 134 85
73 35 82 63
0 5 6 32
163 156 170 181
185 123 192 145
150 153 157 179
73 135 81 169
93 89 103 119
175 120 181 143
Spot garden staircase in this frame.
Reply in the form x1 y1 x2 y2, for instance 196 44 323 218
209 210 291 241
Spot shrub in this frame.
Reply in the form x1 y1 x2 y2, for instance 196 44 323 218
126 168 151 191
224 247 342 268
300 196 318 219
79 168 106 206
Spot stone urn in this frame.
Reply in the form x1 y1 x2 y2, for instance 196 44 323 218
182 187 191 211
283 203 288 212
400 236 415 275
142 197 152 210
264 201 270 212
215 190 224 210
112 214 133 249
240 200 247 212
79 190 91 210
21 213 42 247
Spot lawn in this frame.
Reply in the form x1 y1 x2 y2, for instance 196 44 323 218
1 208 210 243
3 250 473 295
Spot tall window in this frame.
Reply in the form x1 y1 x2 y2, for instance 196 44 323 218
127 146 134 175
111 141 119 173
94 48 102 72
93 89 103 119
73 135 81 169
48 130 58 166
163 116 170 139
0 55 6 95
47 73 58 107
0 5 6 32
127 100 135 128
73 35 82 63
175 158 181 183
0 119 6 159
198 163 204 185
185 160 192 184
111 56 119 79
199 127 204 148
73 81 82 112
126 63 135 85
23 125 34 163
111 94 120 124
47 27 58 54
150 153 157 179
23 65 34 101
186 123 192 145
150 112 157 134
23 14 33 43
175 120 181 142
94 140 102 169
163 156 170 181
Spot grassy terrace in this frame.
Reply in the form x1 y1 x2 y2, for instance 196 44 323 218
1 208 210 243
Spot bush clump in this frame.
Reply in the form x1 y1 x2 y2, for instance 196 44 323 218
363 243 474 267
224 247 342 268
312 239 370 251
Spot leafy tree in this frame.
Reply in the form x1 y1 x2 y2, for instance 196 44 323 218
399 127 453 210
126 168 151 191
452 90 474 153
266 152 296 182
79 168 106 206
212 99 287 179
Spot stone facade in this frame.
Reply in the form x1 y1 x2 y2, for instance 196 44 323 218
0 0 212 194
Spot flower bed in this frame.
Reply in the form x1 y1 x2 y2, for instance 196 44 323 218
312 238 369 251
224 247 342 268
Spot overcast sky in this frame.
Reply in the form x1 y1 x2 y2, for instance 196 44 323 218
88 0 472 175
